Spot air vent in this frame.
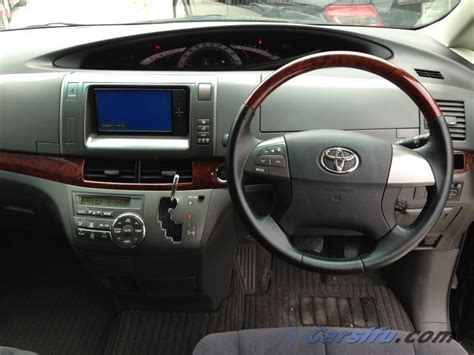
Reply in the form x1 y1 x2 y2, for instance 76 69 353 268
84 160 137 182
140 160 193 183
415 69 444 80
436 100 466 140
84 160 193 183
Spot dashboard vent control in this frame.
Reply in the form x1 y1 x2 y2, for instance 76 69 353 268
84 160 137 182
215 164 227 183
415 69 444 80
139 160 192 183
437 100 466 140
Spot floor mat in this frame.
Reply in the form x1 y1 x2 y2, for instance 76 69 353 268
104 276 245 355
105 245 413 355
243 257 414 331
0 238 116 355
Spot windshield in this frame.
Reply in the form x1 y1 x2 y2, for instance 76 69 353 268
1 0 460 31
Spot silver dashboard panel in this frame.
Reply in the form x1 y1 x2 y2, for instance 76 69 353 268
61 72 217 157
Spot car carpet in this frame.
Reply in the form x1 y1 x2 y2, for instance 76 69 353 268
105 243 413 355
0 237 116 355
0 237 413 355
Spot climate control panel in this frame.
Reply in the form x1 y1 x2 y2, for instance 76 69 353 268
69 189 216 253
72 193 145 247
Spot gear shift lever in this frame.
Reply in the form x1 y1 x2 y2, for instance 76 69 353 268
158 174 182 242
170 174 179 208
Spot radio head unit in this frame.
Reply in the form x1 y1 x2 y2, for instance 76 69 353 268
91 87 189 136
60 73 216 157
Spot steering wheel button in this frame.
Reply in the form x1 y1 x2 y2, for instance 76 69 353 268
270 156 286 167
253 166 268 174
256 156 271 165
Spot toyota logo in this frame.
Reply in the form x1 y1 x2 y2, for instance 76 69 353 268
320 147 360 174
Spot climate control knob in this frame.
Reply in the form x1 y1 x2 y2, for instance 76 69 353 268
111 213 146 248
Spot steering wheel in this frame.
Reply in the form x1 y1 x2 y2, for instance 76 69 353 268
226 51 453 273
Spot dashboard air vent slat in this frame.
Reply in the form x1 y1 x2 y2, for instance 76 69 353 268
84 160 137 182
414 69 444 80
436 100 466 141
140 160 193 183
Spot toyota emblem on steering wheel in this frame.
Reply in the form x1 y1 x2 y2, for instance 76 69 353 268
320 147 360 174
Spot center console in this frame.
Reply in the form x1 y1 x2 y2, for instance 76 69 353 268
70 188 224 252
57 73 237 310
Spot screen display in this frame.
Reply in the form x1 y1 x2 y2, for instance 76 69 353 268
79 196 130 208
95 89 173 133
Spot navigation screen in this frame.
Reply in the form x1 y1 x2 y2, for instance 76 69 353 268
95 89 173 133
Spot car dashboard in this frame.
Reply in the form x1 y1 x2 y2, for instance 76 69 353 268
0 21 472 311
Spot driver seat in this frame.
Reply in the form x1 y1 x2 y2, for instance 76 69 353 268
193 327 467 354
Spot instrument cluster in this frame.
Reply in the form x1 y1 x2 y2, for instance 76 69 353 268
80 29 325 70
76 27 392 71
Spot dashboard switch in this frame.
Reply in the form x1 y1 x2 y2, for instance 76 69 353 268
198 83 212 101
66 82 78 100
197 119 210 125
197 125 210 132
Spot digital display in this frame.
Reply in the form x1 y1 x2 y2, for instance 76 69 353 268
95 89 173 133
79 196 130 208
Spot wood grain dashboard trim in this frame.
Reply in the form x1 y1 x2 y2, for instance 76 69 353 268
0 150 470 188
0 152 226 190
